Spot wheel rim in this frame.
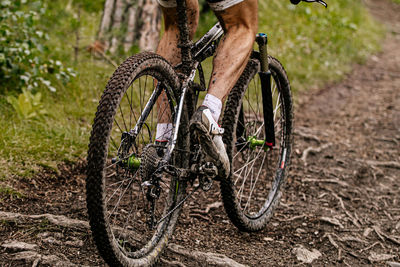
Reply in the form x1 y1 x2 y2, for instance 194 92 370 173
103 73 175 258
232 69 286 219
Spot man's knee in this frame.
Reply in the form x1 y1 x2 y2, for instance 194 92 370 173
215 0 258 37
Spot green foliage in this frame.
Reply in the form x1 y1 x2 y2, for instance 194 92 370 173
6 89 47 119
71 0 105 13
0 0 75 94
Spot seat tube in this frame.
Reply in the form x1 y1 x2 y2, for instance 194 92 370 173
175 0 192 70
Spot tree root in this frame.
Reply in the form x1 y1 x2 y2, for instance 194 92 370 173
1 211 245 266
0 211 89 230
167 244 247 267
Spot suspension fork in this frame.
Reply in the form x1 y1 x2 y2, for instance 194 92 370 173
256 33 275 148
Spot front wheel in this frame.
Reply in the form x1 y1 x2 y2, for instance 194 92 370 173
221 55 293 232
86 52 184 266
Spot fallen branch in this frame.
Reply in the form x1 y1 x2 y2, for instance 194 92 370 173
324 233 339 248
373 225 400 246
278 214 307 222
331 192 346 211
359 242 385 253
324 233 368 261
339 235 367 244
191 201 223 215
320 217 344 229
372 137 399 145
303 178 349 187
364 160 400 170
301 143 332 165
205 201 223 214
189 213 211 222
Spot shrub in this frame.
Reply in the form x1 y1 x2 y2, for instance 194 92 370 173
0 0 75 94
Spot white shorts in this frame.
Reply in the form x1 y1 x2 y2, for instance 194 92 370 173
157 0 244 11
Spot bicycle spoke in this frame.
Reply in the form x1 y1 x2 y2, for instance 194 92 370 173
110 136 119 152
243 151 267 212
125 87 139 130
107 171 135 221
273 92 281 121
236 148 263 205
119 104 128 132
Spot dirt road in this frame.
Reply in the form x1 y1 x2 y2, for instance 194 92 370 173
1 0 399 266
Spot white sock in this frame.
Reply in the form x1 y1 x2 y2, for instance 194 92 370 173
155 123 173 141
202 93 222 122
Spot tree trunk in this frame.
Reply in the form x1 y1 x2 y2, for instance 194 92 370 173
97 0 161 54
98 0 115 50
139 0 162 52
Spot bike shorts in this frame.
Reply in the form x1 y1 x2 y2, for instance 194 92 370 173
157 0 244 11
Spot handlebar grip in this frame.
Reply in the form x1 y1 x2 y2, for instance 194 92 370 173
290 0 301 4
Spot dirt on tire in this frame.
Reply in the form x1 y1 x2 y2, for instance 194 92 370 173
1 0 399 266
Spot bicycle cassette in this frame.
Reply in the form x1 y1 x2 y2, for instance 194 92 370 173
139 144 162 182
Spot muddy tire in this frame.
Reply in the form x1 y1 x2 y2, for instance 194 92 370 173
221 54 293 232
86 52 184 266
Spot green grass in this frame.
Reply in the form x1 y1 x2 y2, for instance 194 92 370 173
0 186 24 202
0 0 385 182
257 0 383 92
0 3 115 180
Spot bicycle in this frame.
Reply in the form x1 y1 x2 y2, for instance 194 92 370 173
86 0 327 265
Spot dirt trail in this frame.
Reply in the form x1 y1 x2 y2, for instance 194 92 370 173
1 0 399 266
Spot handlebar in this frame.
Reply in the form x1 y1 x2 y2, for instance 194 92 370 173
290 0 328 8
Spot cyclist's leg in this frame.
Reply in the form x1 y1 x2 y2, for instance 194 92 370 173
208 0 258 102
157 0 199 65
190 0 257 178
155 0 199 141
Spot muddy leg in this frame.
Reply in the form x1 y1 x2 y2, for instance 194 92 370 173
208 0 258 101
156 1 199 124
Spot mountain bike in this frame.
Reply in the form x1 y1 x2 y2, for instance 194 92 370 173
86 0 326 265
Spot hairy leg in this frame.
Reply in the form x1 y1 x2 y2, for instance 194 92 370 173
208 0 258 101
156 1 199 125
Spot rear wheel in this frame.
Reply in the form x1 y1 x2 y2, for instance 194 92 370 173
86 52 184 266
221 55 293 232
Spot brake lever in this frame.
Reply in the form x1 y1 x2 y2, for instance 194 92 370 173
316 0 327 8
303 0 328 8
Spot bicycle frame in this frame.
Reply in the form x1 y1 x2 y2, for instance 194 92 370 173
131 0 274 167
161 12 224 162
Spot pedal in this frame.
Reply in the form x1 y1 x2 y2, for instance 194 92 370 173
198 162 217 191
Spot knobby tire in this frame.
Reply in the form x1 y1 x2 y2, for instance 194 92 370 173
221 54 293 232
86 52 185 266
